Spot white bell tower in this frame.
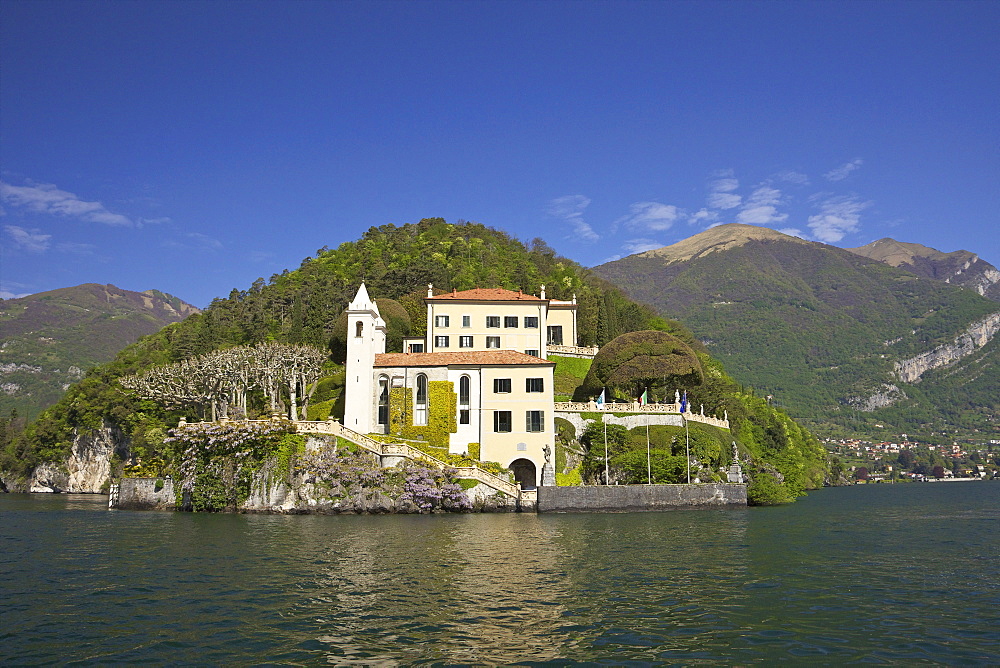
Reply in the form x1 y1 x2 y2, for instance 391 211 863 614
344 283 386 433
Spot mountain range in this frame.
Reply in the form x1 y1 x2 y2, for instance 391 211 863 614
593 224 999 441
0 284 199 420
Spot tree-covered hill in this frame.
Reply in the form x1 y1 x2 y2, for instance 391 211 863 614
0 284 199 420
592 224 1000 441
3 219 828 503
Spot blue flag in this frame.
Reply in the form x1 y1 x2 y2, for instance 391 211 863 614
680 390 688 413
596 388 605 406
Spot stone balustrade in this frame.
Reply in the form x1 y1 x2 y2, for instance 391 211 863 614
553 402 730 429
546 344 600 358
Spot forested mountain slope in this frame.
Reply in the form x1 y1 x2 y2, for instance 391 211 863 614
593 224 999 441
4 219 827 502
0 284 198 420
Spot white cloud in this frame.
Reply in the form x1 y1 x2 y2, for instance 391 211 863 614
807 195 871 242
0 290 30 299
4 225 51 252
688 208 719 226
165 232 223 251
707 171 742 210
56 242 97 255
736 185 787 225
0 180 132 226
824 158 863 182
616 201 682 232
545 195 598 242
137 216 171 227
621 238 663 255
776 170 810 185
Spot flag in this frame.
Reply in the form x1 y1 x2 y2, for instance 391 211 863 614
639 387 649 406
596 388 605 406
680 390 688 413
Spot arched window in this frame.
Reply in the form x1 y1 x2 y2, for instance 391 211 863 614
414 374 428 426
377 375 389 427
458 375 471 425
355 321 364 337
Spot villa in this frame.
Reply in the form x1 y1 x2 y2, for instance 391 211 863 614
343 283 586 490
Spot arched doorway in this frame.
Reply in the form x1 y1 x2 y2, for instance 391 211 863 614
510 458 537 490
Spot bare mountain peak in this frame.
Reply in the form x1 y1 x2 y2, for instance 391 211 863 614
846 237 974 267
636 223 810 264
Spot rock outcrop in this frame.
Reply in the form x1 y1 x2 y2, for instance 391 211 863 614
29 462 70 492
26 420 129 493
895 312 1000 383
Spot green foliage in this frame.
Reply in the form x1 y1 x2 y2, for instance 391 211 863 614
582 330 704 397
274 433 306 479
467 442 481 460
556 467 583 486
167 420 295 512
389 381 458 447
747 471 795 505
306 399 335 421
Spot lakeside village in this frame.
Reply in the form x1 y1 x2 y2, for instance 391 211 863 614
112 283 746 513
824 437 1000 483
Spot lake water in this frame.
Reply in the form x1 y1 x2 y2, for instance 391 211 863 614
1 482 998 665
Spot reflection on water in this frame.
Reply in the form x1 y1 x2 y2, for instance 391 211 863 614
1 484 998 664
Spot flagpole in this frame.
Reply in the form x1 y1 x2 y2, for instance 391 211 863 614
604 419 609 486
646 422 651 485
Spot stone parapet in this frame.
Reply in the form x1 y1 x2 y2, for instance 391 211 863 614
537 482 746 513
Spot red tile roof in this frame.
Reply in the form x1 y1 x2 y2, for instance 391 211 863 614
425 287 543 302
375 351 554 368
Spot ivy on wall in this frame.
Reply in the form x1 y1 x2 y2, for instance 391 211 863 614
388 381 458 448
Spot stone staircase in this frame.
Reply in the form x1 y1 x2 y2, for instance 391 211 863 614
294 420 524 501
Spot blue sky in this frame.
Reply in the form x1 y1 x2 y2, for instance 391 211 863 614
2 0 998 308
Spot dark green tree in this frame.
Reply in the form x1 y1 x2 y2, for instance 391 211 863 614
582 330 704 400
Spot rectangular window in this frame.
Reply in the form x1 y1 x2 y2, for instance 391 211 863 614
504 316 518 328
524 316 539 328
460 409 470 425
486 316 501 328
494 411 512 432
547 325 564 345
462 315 471 328
526 377 544 393
486 336 500 348
526 410 544 432
435 315 449 327
408 343 424 353
459 335 473 348
434 336 449 348
525 349 539 358
493 378 511 393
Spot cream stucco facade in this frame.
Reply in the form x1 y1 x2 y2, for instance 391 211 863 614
345 284 559 489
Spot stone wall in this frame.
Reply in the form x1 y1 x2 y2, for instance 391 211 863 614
537 482 746 513
116 477 176 510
